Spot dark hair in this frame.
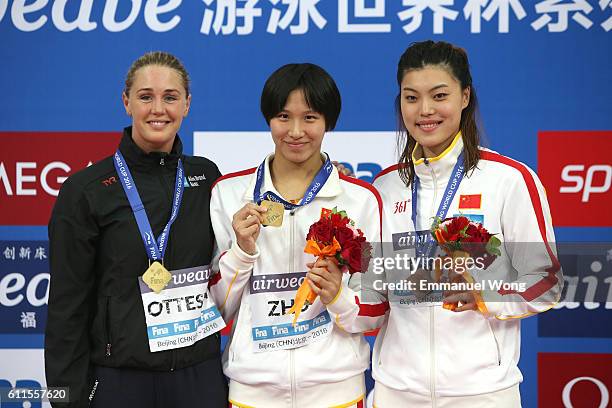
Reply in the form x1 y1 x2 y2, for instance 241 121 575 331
260 63 341 131
124 51 190 96
395 40 482 186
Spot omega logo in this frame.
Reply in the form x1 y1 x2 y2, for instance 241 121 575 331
562 376 609 408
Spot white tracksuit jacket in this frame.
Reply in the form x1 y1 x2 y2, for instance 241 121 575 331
329 132 563 405
208 154 384 408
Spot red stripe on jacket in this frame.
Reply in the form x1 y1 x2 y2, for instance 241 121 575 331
211 167 257 190
339 173 384 243
372 163 401 183
209 251 227 287
479 151 560 302
355 296 389 317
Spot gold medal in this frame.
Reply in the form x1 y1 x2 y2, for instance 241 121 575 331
261 199 284 227
142 261 172 293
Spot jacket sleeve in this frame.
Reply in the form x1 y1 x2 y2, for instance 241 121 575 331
208 180 258 322
326 191 389 333
45 178 98 407
481 167 564 320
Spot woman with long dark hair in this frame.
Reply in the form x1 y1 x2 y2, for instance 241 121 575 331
327 40 563 407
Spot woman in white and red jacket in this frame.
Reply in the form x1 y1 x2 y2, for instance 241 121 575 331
208 63 383 408
330 40 564 407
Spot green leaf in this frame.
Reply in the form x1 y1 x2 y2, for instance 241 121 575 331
486 236 502 256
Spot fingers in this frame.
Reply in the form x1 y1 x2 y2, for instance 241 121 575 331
232 204 266 234
233 203 266 224
454 302 477 312
443 291 477 312
313 258 342 274
332 161 353 177
306 271 340 305
232 203 267 255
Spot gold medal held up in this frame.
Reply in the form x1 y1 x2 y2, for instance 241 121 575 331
261 199 284 227
142 261 172 293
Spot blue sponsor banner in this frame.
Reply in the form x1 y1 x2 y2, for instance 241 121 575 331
0 241 49 335
538 243 612 338
391 230 431 252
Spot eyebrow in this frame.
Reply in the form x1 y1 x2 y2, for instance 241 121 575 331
403 84 449 93
136 88 181 93
280 108 317 114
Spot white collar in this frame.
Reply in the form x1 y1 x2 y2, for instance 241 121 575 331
412 131 464 188
242 152 342 201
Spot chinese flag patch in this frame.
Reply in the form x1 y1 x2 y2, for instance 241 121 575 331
459 194 481 209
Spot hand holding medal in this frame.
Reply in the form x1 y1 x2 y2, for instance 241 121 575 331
232 203 267 255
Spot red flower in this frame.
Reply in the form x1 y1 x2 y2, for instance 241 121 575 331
307 219 333 244
305 207 371 274
335 225 354 247
438 216 469 242
330 213 349 228
432 215 501 262
340 240 363 273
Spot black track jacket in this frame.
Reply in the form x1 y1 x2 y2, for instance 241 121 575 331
45 127 223 406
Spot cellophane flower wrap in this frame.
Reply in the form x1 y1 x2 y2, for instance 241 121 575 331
431 216 501 313
286 207 372 325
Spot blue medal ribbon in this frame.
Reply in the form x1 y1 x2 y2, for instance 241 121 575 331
411 151 465 258
253 156 333 210
113 151 184 262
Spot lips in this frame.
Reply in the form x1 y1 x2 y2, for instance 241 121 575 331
285 140 307 149
147 120 171 130
417 121 442 132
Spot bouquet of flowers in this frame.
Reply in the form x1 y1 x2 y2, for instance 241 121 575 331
286 207 372 325
431 216 501 313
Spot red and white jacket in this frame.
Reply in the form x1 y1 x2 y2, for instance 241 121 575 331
330 132 563 402
208 154 383 408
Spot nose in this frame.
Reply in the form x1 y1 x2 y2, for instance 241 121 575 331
151 97 163 114
420 98 434 116
288 120 304 138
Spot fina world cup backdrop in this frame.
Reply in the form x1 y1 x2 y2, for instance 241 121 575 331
1 1 611 406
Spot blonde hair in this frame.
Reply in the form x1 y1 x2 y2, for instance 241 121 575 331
124 51 190 96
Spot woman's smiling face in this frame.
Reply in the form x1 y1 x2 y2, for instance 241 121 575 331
122 65 191 153
400 64 469 157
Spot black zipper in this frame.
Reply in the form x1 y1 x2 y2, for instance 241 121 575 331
104 297 112 356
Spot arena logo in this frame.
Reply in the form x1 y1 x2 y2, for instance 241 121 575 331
538 131 612 226
0 132 121 225
539 353 612 408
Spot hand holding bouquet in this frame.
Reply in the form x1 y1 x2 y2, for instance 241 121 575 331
286 207 372 325
431 216 501 313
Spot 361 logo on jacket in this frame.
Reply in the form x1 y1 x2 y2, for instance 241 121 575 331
538 131 612 227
